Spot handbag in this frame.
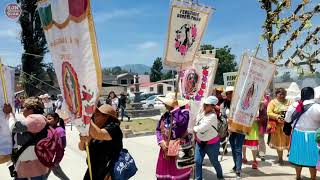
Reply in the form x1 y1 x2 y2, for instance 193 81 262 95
283 103 314 136
112 149 138 180
166 113 180 157
167 139 181 157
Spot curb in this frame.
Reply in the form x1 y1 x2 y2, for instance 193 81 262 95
124 131 155 138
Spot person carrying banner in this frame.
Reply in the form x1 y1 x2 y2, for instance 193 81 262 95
79 104 123 180
222 86 245 179
3 97 49 180
193 96 224 180
285 87 320 180
155 93 192 180
267 88 291 164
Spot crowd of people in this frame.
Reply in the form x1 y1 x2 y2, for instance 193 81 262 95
2 85 320 180
3 91 130 180
154 86 320 180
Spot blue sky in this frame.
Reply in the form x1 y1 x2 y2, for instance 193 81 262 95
0 0 319 73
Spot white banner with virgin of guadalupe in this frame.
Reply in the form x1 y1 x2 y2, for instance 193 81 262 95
0 65 15 157
164 0 212 67
178 52 219 131
229 54 276 134
37 0 102 135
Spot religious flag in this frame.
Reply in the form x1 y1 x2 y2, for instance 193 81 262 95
0 65 15 163
178 51 219 130
37 0 102 135
229 54 276 134
164 0 212 67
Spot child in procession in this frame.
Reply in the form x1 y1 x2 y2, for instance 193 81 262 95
242 112 260 169
45 112 70 180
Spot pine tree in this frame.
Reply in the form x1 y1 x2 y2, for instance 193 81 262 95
17 0 48 96
150 57 163 82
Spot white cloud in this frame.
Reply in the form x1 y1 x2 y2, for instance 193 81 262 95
94 8 142 23
137 41 159 50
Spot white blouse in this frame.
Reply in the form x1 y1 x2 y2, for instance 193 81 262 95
285 100 320 131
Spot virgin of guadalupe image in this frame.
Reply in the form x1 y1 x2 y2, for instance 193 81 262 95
65 69 78 115
183 69 199 97
241 82 255 110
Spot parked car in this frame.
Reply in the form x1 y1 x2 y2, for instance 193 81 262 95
141 95 165 109
139 93 159 101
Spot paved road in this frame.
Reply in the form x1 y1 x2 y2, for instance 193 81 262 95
0 126 318 180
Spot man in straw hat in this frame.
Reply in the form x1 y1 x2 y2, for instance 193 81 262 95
155 92 192 180
222 86 246 179
213 86 225 106
79 104 123 180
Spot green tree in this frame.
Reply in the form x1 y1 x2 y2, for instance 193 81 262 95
150 57 163 82
18 0 47 96
111 66 127 75
200 44 237 84
162 70 177 80
280 71 293 82
45 63 56 86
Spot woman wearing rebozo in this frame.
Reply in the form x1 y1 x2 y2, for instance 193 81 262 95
267 88 291 164
155 93 192 180
285 87 320 180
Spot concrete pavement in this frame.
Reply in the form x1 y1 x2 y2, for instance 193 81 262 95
0 126 319 180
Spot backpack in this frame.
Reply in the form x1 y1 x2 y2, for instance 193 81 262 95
213 117 228 139
35 127 64 168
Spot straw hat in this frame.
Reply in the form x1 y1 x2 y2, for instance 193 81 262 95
222 86 234 96
215 86 224 92
157 92 189 107
97 104 118 119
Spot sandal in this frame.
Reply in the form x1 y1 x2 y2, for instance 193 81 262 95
252 161 258 169
242 158 248 164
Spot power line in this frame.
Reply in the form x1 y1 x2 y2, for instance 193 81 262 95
17 69 61 92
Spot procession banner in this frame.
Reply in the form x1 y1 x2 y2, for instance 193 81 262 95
229 54 276 134
223 72 237 88
178 52 219 130
164 0 212 67
37 0 102 135
0 65 15 159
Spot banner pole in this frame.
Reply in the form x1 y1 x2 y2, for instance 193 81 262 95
254 44 261 58
85 142 93 180
0 58 8 104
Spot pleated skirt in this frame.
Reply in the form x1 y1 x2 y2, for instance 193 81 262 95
289 129 319 167
156 149 192 180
